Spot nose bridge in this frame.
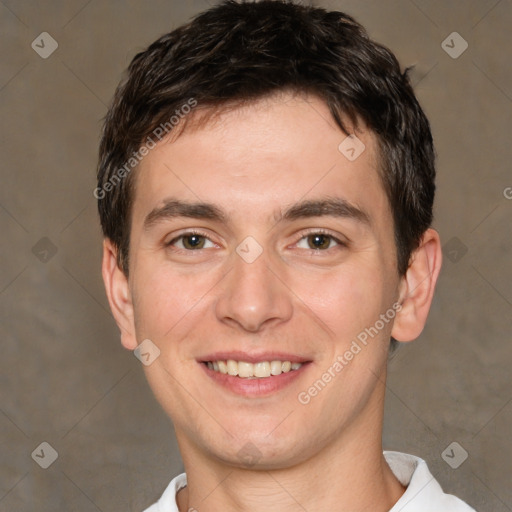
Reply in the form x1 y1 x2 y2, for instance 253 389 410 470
215 242 292 332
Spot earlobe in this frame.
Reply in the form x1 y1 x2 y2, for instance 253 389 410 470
391 228 442 343
101 239 138 350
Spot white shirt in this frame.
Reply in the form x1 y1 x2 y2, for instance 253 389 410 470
143 451 476 511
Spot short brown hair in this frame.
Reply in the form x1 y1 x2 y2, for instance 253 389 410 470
97 0 435 277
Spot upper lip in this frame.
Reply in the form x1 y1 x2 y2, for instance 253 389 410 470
198 351 311 364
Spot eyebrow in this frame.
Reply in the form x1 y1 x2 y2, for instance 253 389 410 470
281 198 370 225
143 197 370 230
144 199 227 230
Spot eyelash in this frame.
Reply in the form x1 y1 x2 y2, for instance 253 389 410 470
166 229 346 252
294 229 347 251
166 229 215 249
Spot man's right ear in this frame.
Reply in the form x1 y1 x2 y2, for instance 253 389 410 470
101 239 138 350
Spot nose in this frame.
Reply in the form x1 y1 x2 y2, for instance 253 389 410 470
214 247 293 333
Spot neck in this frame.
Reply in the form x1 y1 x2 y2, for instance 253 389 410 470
176 375 405 512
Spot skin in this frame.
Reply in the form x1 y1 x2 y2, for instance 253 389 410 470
103 92 442 512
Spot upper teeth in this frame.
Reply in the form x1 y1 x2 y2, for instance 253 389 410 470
207 360 302 378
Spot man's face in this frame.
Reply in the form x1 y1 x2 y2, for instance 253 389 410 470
126 93 402 468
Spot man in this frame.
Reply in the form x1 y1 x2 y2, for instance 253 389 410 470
96 1 476 510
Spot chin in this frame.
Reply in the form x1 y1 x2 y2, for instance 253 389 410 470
207 427 317 471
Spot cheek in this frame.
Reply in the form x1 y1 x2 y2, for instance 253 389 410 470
289 261 391 340
131 263 215 341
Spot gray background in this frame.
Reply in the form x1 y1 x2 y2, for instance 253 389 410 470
1 0 511 510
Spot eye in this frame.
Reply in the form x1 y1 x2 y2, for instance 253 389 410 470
168 233 216 250
296 233 342 250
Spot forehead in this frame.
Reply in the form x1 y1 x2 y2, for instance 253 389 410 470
132 92 388 226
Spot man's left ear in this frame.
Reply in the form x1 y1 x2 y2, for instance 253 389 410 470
391 228 442 343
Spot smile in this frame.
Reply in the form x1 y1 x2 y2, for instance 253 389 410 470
204 360 302 379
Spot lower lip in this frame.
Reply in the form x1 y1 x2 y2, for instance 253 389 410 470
200 362 310 397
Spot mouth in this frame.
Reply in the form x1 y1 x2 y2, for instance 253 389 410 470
198 353 311 397
203 359 303 379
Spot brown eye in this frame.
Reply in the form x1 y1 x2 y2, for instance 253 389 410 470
168 233 215 250
181 234 206 249
307 234 333 250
